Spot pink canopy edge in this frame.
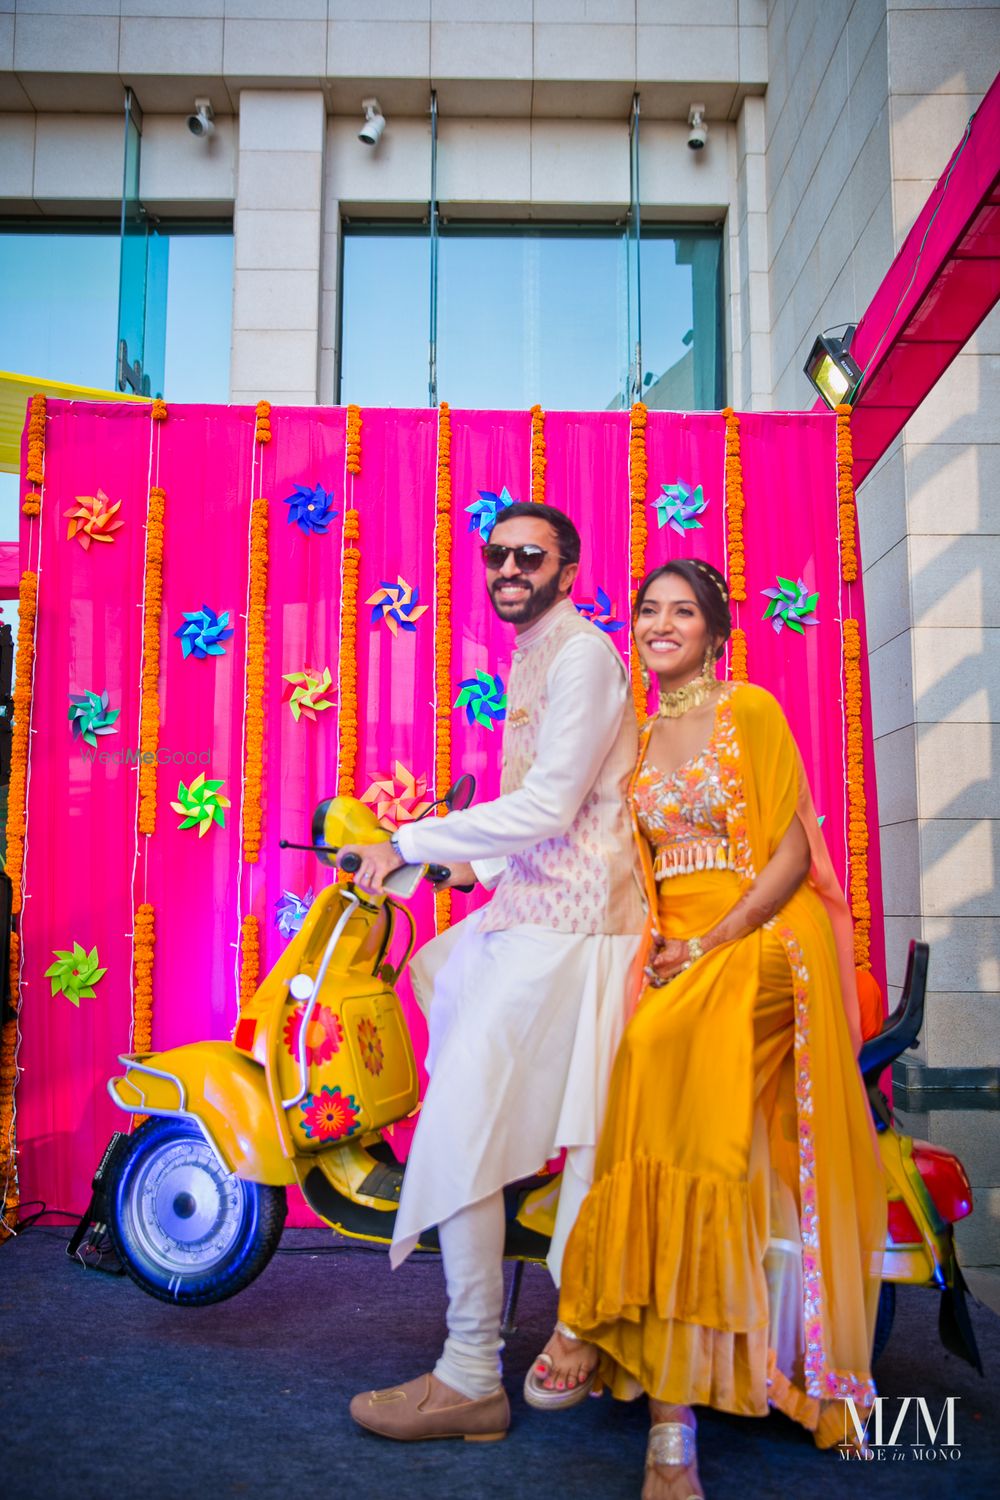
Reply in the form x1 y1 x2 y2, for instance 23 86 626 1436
816 69 1000 484
0 541 17 598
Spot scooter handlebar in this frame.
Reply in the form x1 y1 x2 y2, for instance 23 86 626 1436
338 852 362 873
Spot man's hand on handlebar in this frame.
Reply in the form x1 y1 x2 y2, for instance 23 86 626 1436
338 840 403 895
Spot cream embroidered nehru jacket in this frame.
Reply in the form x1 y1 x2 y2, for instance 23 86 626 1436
394 597 645 937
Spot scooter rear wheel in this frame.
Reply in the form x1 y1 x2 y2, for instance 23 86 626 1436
107 1117 287 1306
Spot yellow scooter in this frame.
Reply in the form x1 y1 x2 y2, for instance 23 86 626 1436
102 784 550 1306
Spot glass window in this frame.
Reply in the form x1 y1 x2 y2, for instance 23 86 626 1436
339 220 722 412
0 222 233 401
339 226 430 408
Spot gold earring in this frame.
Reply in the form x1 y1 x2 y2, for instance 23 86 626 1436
703 645 717 682
640 662 651 692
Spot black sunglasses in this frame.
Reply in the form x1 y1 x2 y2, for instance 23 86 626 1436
480 543 565 574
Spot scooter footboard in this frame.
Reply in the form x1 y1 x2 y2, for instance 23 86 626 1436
108 1042 297 1187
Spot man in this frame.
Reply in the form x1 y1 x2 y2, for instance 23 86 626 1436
343 502 646 1442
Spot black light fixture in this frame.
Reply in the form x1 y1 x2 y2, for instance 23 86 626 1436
804 325 863 408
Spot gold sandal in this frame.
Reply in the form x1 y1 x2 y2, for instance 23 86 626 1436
645 1419 702 1498
522 1321 599 1412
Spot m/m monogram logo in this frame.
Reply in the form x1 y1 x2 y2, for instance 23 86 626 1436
841 1397 961 1462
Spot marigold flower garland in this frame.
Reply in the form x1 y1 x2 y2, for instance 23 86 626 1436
0 932 21 1236
242 498 269 863
723 407 746 602
530 405 546 504
151 399 168 422
255 400 272 445
132 904 155 1055
138 488 165 835
843 618 871 969
729 626 748 682
628 403 649 722
22 394 46 517
238 915 260 1007
346 405 362 475
6 572 38 916
835 404 859 583
337 509 361 797
434 403 453 932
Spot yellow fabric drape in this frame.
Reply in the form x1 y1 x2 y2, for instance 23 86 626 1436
559 684 884 1426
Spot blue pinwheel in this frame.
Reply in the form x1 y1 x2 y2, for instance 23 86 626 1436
275 888 315 939
465 485 516 540
454 671 507 731
367 577 429 636
175 605 235 659
761 576 820 635
68 689 120 748
575 588 626 633
283 482 338 536
653 480 708 534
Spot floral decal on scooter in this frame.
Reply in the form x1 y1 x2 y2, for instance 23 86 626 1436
299 1085 361 1141
358 1017 384 1076
283 1003 343 1067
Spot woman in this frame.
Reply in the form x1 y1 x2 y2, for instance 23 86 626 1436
526 560 885 1499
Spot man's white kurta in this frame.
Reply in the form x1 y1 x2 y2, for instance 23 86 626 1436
389 601 646 1279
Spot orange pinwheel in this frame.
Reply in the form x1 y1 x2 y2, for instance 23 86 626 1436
65 490 124 549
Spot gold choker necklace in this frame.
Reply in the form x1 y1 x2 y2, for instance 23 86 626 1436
658 676 716 719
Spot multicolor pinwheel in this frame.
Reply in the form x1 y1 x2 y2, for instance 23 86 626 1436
575 588 626 633
275 888 315 938
367 577 429 636
175 605 235 660
64 490 124 550
361 761 433 829
170 772 231 836
44 943 107 1007
761 576 820 635
465 485 516 540
68 689 120 748
455 671 507 730
653 480 708 534
282 666 335 723
283 482 338 536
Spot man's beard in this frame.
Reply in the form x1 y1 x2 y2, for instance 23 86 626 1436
489 569 565 626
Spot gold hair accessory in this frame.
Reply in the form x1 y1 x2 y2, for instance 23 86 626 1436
692 559 729 603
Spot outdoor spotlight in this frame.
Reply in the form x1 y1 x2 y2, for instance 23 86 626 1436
804 326 864 408
359 98 386 147
186 98 215 139
687 104 708 151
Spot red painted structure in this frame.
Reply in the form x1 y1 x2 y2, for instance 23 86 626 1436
830 70 1000 485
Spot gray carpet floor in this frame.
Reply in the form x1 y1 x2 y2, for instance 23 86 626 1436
1 1225 995 1500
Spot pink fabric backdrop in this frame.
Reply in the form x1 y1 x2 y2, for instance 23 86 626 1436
13 402 883 1223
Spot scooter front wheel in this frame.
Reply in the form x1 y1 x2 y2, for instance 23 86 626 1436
107 1117 287 1306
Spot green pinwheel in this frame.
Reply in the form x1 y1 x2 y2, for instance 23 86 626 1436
283 666 335 723
454 671 507 731
68 689 120 748
761 576 820 635
170 771 231 836
44 943 107 1007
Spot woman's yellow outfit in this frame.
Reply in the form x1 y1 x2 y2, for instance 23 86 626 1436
558 683 885 1441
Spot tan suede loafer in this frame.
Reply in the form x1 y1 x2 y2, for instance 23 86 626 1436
350 1373 510 1442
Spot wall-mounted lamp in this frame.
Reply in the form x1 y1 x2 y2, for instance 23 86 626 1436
186 98 215 138
803 326 864 408
359 98 386 148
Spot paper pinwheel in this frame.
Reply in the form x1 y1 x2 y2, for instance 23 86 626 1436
653 480 708 534
175 605 235 660
575 588 626 634
170 772 231 836
283 482 338 536
465 485 516 541
761 576 820 635
361 761 433 829
367 577 429 636
64 490 124 550
455 671 507 731
44 943 107 1007
68 689 120 748
283 666 335 723
275 888 315 938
